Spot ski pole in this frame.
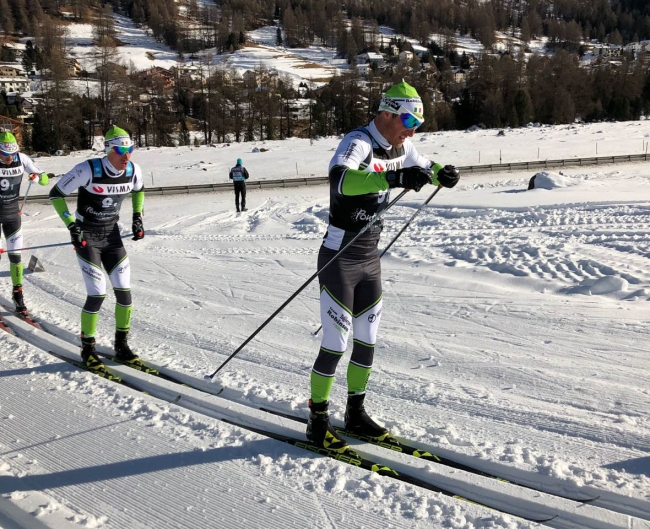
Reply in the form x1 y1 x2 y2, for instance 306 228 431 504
19 173 58 215
311 184 443 336
206 189 410 380
0 233 138 254
19 178 34 215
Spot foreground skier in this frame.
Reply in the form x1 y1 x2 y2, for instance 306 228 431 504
0 131 49 313
49 126 145 370
307 82 460 451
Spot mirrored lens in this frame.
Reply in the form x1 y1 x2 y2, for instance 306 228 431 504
0 150 15 159
112 145 133 155
399 112 422 130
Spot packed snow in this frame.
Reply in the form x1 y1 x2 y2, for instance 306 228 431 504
1 121 650 528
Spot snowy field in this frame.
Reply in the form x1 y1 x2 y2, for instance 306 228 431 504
1 123 650 528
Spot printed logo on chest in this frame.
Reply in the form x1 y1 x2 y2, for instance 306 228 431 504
0 168 22 177
90 183 133 194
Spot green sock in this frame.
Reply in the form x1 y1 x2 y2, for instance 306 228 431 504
347 363 371 395
310 371 335 403
81 311 99 338
10 262 23 286
115 304 132 333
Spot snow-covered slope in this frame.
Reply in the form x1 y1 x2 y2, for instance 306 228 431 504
2 123 650 528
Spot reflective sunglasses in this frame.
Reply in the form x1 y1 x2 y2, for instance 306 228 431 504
398 107 423 130
111 145 134 155
0 150 16 159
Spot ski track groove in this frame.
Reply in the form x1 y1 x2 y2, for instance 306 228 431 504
1 352 368 529
5 313 650 526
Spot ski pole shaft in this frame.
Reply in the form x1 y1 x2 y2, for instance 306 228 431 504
312 185 443 336
0 233 137 253
19 179 34 215
207 189 410 379
0 241 70 253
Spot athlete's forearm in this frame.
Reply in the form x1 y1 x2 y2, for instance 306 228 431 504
49 194 74 227
132 190 144 214
333 166 389 196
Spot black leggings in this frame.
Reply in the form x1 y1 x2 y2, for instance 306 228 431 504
234 182 246 210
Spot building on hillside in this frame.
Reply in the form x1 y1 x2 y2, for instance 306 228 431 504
287 99 312 120
593 44 622 58
65 58 83 77
356 63 370 75
356 52 385 69
0 115 23 143
2 43 23 59
242 68 279 88
452 68 467 84
171 63 201 83
18 96 39 119
137 66 175 91
0 65 23 77
398 50 413 63
410 44 427 58
431 88 444 103
0 76 29 93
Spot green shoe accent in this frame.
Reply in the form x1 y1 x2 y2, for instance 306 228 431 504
322 430 349 453
84 354 105 372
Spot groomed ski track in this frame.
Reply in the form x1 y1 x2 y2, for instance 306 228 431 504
1 308 649 529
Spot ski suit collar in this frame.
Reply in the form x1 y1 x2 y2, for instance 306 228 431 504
103 156 125 177
367 120 391 150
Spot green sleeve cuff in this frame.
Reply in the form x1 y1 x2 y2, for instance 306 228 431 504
430 163 443 186
51 196 74 226
132 190 144 213
340 168 390 196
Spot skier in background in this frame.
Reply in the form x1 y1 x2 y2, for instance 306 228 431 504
49 126 145 371
229 158 249 212
307 81 460 451
0 131 50 314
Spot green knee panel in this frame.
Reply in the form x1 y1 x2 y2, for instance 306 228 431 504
10 262 22 286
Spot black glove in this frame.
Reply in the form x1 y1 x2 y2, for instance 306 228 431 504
385 167 433 192
68 222 85 250
433 164 460 188
132 213 144 241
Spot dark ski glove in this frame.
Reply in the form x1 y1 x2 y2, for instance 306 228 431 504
68 222 85 250
132 213 144 241
432 164 460 188
385 166 432 192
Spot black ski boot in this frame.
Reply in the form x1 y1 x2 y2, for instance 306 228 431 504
114 331 139 363
344 394 390 441
12 285 27 314
306 400 349 453
80 335 104 371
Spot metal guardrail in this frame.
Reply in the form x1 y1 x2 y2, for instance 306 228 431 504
21 152 649 203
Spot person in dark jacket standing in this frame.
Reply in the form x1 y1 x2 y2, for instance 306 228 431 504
229 158 249 212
